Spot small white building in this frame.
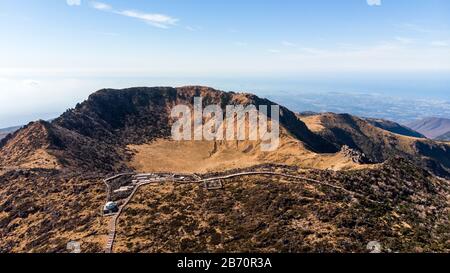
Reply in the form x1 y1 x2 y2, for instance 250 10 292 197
103 201 119 214
113 186 134 193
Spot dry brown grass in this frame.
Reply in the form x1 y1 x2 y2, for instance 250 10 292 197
0 170 107 253
113 161 450 253
127 128 370 174
300 113 427 157
299 115 326 132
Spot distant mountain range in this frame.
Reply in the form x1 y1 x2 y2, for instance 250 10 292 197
0 126 21 141
268 91 450 125
436 131 450 141
407 117 450 140
365 118 426 139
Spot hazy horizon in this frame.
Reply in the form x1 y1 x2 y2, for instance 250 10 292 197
1 73 449 128
1 0 449 127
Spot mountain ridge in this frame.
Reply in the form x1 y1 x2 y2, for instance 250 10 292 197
407 117 450 139
365 118 425 138
299 112 450 178
436 131 450 141
1 86 341 174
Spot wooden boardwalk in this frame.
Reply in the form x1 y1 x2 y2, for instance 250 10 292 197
104 179 158 253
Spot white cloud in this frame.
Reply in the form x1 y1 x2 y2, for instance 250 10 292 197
397 23 436 34
268 49 281 54
337 43 359 50
66 0 81 6
101 32 119 36
279 41 450 72
1 38 449 79
299 47 327 55
117 10 178 28
282 41 296 47
23 79 40 87
234 41 248 47
90 2 178 29
431 41 449 47
185 25 202 32
395 37 414 44
90 1 111 11
367 0 381 6
0 77 99 128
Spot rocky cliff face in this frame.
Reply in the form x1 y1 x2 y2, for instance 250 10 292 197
53 86 337 152
1 86 340 173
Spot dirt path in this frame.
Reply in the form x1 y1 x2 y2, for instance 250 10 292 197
103 171 382 253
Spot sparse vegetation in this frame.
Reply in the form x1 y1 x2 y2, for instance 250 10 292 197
113 160 449 253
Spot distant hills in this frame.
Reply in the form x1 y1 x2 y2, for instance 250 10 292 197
436 131 450 141
299 112 450 177
271 92 450 125
0 125 21 141
407 117 450 140
300 114 449 141
365 118 425 138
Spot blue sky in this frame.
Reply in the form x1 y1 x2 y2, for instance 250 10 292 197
0 0 449 127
